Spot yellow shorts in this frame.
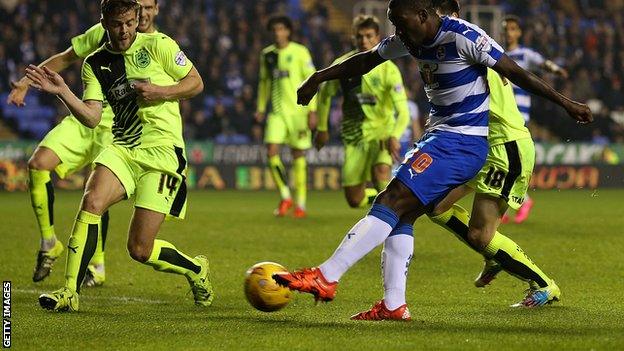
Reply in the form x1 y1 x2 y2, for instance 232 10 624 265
342 140 392 187
94 144 187 219
264 112 311 150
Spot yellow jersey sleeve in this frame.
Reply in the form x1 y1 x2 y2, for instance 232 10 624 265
386 63 409 139
256 51 270 113
71 23 107 59
81 60 103 101
154 36 193 81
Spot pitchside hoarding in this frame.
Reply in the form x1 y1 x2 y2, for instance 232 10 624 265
0 141 623 191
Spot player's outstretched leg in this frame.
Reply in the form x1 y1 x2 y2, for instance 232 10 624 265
28 148 63 282
128 208 213 307
83 210 109 288
351 222 413 321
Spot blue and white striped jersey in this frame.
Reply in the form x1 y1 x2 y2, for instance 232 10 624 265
375 16 504 137
506 46 545 122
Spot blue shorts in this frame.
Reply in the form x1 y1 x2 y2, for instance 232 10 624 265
394 131 488 206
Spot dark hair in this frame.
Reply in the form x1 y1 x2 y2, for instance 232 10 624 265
389 0 435 12
435 0 460 16
502 15 522 28
352 14 380 34
266 15 293 32
101 0 141 20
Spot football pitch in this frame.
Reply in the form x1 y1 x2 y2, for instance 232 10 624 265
1 189 623 350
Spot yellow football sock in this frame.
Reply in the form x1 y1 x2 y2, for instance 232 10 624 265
293 156 307 208
268 155 291 200
145 239 201 279
428 204 478 250
29 169 55 241
357 188 378 208
89 211 109 266
484 233 552 288
65 210 100 293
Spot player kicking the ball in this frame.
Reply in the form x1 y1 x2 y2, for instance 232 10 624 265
315 14 409 209
273 0 591 319
27 0 212 312
7 0 161 287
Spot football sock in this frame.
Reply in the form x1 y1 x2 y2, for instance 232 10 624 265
65 210 100 293
484 233 551 288
357 188 378 208
145 239 201 279
89 210 109 267
429 204 551 288
428 204 479 251
382 223 414 310
29 169 56 247
268 155 291 200
293 156 307 209
319 204 399 282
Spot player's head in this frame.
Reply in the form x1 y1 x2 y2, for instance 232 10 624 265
502 15 522 46
267 15 293 46
387 0 439 50
100 0 141 51
435 0 460 17
352 15 381 52
138 0 159 33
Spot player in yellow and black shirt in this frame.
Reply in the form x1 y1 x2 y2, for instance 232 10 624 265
7 0 161 286
25 0 212 312
256 15 317 218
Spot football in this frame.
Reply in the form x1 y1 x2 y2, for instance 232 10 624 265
244 262 292 312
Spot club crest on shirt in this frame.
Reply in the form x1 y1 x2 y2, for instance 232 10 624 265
135 48 151 68
436 46 446 60
175 50 187 66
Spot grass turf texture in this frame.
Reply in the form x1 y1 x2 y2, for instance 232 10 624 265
1 189 623 350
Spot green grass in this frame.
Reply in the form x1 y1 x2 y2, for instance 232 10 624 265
1 189 624 350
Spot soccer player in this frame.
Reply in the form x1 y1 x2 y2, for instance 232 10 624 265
315 15 409 209
255 15 317 218
26 0 212 312
350 0 577 321
502 15 569 224
273 0 591 318
7 0 161 287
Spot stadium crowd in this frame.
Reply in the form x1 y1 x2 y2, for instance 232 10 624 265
1 0 623 143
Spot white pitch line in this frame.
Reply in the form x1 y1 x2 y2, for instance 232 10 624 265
14 288 169 305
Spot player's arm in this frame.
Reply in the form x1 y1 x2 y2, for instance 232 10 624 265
314 80 338 150
7 47 80 106
8 23 106 106
134 38 204 101
493 55 591 123
541 60 568 79
255 53 270 122
25 64 102 128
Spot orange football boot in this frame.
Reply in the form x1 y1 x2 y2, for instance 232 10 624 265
350 300 411 321
293 206 306 218
274 199 293 217
273 267 337 302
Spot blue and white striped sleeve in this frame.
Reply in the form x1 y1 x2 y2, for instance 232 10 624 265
527 48 546 67
457 30 504 67
374 35 410 60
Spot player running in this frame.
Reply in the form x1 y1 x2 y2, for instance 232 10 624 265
502 14 569 224
255 15 318 218
27 0 212 312
7 0 161 287
273 0 591 318
351 0 579 321
315 15 409 209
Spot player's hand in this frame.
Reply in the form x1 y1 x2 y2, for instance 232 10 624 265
25 65 67 95
297 73 320 106
314 130 329 150
7 79 30 107
386 137 401 162
558 68 569 79
564 100 593 124
132 81 164 102
254 111 266 123
308 111 318 130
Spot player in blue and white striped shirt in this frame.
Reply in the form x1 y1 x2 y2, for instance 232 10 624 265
273 0 591 320
503 15 569 224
